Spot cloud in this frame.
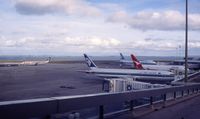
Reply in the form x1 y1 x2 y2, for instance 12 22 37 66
0 35 120 48
189 41 200 48
123 39 177 51
107 10 200 31
14 0 101 17
62 36 121 48
1 34 199 51
0 36 37 47
1 35 200 55
131 37 200 51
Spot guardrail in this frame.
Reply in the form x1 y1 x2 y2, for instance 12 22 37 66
0 83 200 119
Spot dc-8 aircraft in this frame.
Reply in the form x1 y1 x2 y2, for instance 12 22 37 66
83 54 175 83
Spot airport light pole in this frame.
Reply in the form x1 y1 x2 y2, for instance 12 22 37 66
185 0 188 83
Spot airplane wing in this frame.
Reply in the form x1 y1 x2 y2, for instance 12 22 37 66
76 70 92 73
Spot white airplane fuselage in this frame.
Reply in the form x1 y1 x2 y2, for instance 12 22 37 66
120 60 133 67
88 67 175 81
21 60 49 66
0 62 21 67
142 64 185 72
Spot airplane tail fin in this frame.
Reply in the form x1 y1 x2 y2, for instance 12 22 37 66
83 54 97 69
131 54 143 69
120 53 125 60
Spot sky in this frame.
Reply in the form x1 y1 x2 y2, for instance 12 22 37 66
0 0 200 56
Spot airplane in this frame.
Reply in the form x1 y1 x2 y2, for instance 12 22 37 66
131 54 188 75
0 57 51 67
119 53 156 67
119 53 134 67
152 56 200 70
83 54 175 83
21 57 51 66
0 62 21 67
175 60 200 70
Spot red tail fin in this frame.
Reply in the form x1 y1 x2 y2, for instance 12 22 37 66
131 54 143 69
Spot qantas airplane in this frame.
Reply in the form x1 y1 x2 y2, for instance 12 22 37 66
83 54 175 83
131 54 188 74
120 53 156 67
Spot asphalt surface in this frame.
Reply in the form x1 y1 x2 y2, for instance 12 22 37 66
0 62 112 101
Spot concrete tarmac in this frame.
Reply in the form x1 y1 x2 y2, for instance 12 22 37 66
0 62 113 101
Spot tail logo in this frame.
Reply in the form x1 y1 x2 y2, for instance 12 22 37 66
84 54 97 68
131 54 143 69
86 57 92 67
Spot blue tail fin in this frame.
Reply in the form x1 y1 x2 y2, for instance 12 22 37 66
120 53 125 60
83 54 97 69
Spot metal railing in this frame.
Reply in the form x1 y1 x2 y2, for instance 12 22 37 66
0 83 200 119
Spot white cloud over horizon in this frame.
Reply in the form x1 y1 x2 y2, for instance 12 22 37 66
1 34 200 56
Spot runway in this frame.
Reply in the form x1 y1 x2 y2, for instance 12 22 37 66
0 61 117 101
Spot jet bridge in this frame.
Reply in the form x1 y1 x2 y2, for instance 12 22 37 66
103 78 168 93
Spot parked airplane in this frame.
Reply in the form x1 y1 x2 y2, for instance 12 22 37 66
131 54 188 75
0 57 51 67
119 53 133 67
83 54 175 83
153 56 200 70
0 62 21 67
21 57 51 66
120 53 156 67
170 59 200 70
